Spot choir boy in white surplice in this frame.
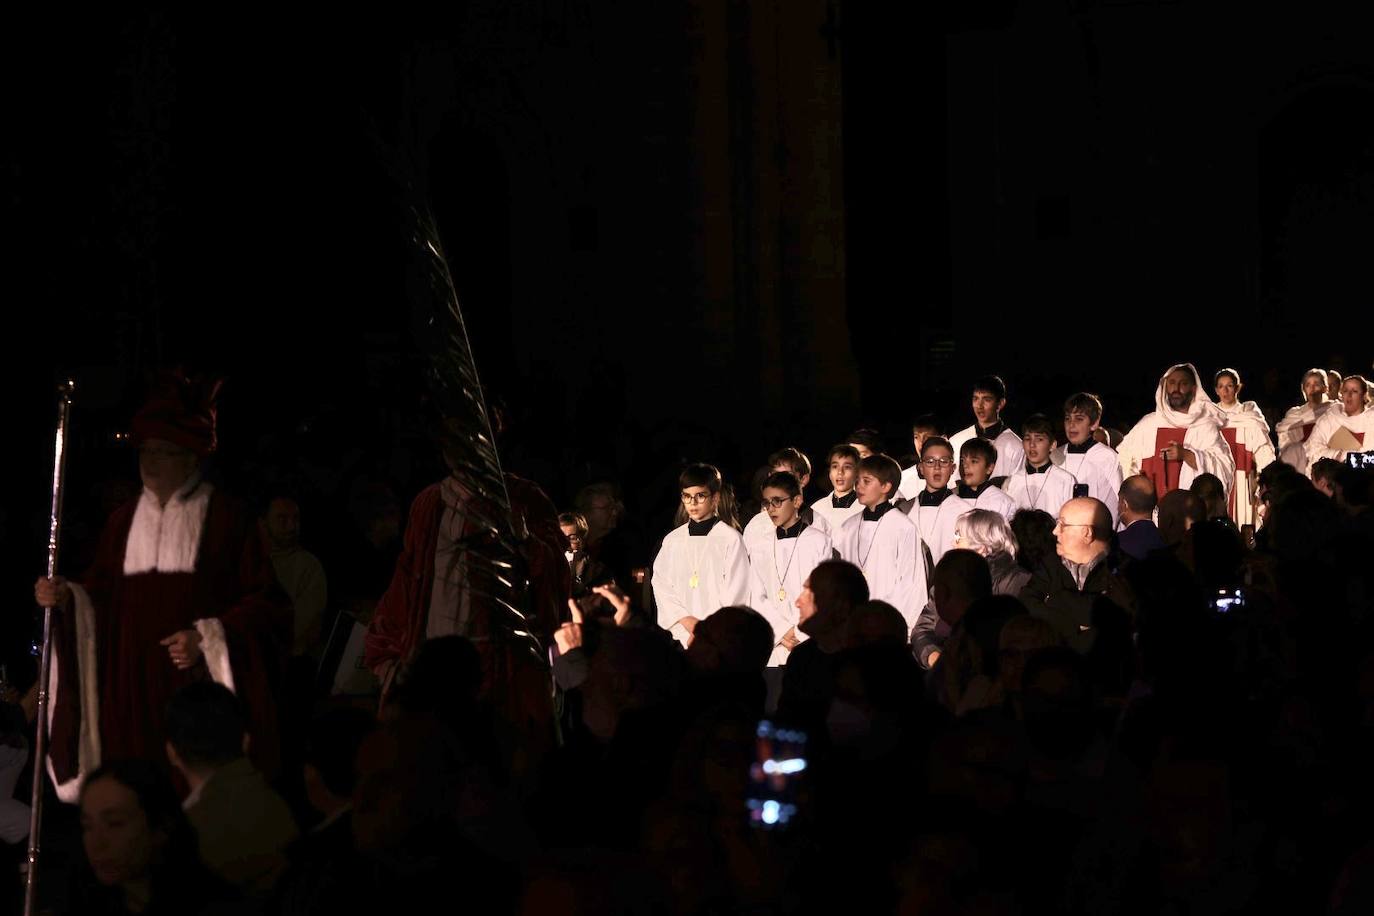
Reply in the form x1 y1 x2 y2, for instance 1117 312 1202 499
1004 414 1077 519
948 375 1024 485
746 471 832 667
898 415 942 502
1117 364 1236 504
811 444 865 532
834 454 926 634
1306 376 1374 476
901 437 971 577
653 463 751 647
1275 369 1334 471
1052 392 1123 527
743 447 830 544
954 438 1017 523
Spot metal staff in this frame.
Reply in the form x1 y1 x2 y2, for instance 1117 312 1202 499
24 380 74 916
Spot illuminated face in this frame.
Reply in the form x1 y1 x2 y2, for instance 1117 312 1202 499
680 485 718 522
829 455 857 494
1340 378 1366 416
971 390 1004 427
264 498 301 550
1214 374 1239 406
1064 410 1098 446
855 471 891 508
81 777 160 888
138 438 198 500
912 428 936 456
1303 372 1327 403
1023 431 1055 467
848 441 873 460
559 522 584 553
921 445 956 490
959 451 993 487
1164 369 1196 411
762 486 802 529
796 578 816 624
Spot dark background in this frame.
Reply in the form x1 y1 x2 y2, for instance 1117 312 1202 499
3 3 1373 661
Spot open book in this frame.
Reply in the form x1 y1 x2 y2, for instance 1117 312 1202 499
1327 426 1366 452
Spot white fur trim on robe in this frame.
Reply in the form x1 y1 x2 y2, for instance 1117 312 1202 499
46 583 100 804
194 617 236 694
1118 363 1235 495
124 479 214 574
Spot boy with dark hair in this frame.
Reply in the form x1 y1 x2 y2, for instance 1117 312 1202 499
834 454 925 633
1004 413 1077 518
948 375 1024 484
1052 391 1123 526
165 682 298 897
903 437 970 573
899 414 943 500
743 447 830 543
812 443 865 530
652 463 752 647
955 438 1017 522
1312 457 1344 499
845 428 885 460
747 471 833 667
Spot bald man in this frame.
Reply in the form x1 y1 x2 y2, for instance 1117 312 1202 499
1020 497 1133 653
1117 475 1164 561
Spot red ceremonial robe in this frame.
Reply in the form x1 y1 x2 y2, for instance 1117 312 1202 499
364 475 566 753
48 490 290 799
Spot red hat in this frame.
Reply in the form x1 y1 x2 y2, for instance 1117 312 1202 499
131 372 223 457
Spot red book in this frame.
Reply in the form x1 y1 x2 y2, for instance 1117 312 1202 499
1140 427 1188 496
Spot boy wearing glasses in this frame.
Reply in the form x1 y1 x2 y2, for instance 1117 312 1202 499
835 454 925 632
652 463 751 647
1052 392 1123 526
743 447 830 544
948 376 1024 484
811 444 866 531
747 471 833 667
955 438 1016 522
1004 414 1077 518
903 437 968 571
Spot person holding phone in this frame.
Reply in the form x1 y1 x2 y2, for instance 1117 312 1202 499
1052 392 1124 527
1305 375 1374 477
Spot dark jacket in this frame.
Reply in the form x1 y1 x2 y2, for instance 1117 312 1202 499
1019 552 1134 654
1117 518 1165 561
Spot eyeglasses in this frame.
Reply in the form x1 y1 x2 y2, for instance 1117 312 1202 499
921 457 955 468
681 492 713 505
761 496 794 509
1055 520 1091 529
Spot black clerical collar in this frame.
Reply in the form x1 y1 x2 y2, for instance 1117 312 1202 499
687 516 720 537
957 481 991 499
918 488 953 507
1025 461 1051 475
976 421 1005 441
831 491 858 508
776 520 808 540
861 501 892 522
1066 439 1094 454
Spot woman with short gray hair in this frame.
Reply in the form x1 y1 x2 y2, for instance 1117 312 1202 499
952 509 1030 597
